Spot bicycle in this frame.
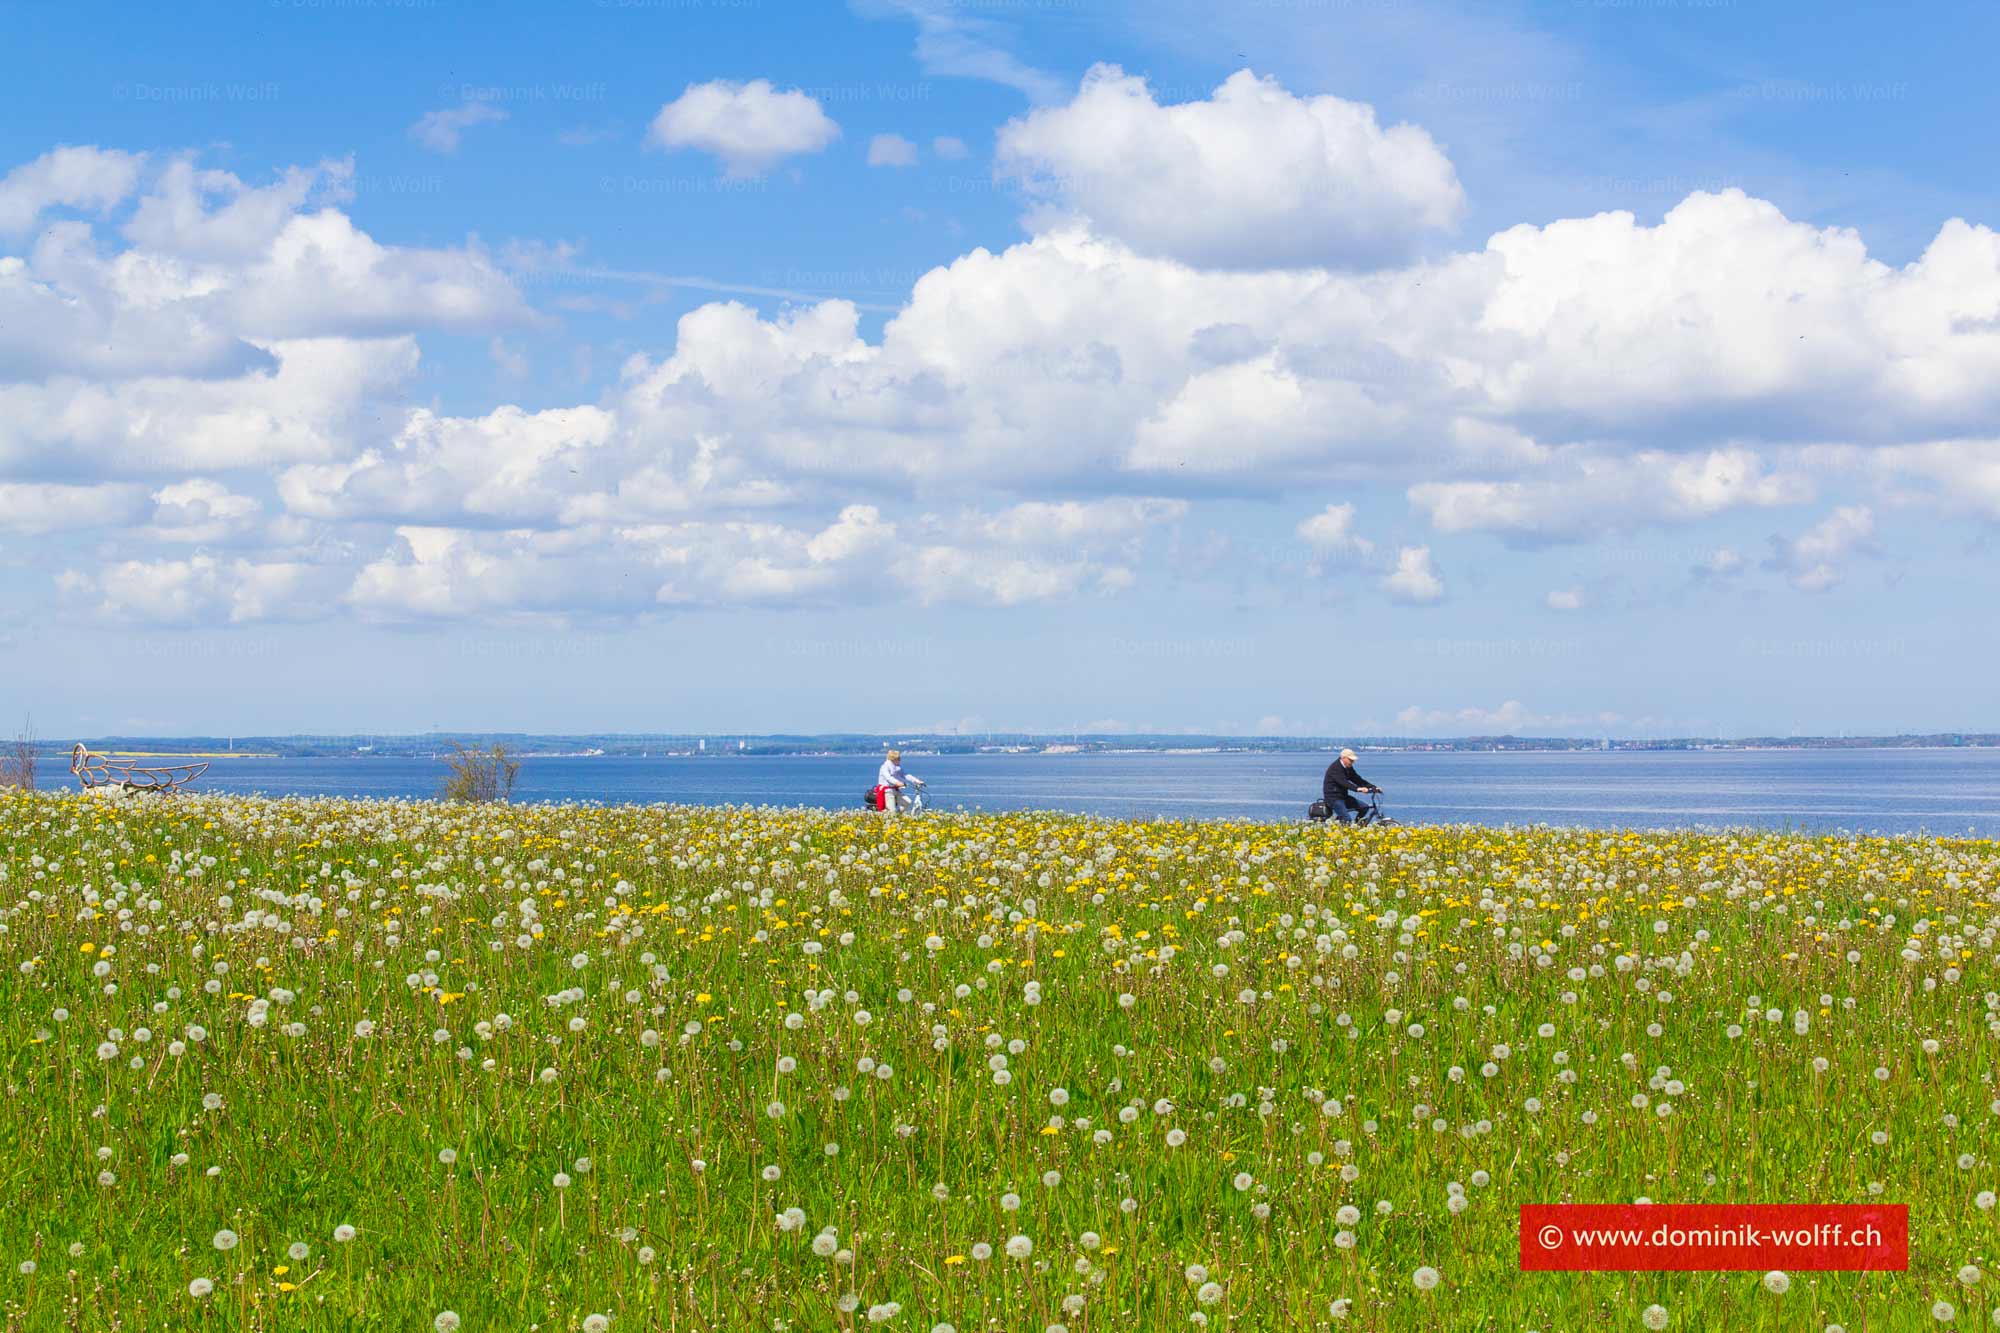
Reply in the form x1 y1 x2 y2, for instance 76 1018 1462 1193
863 779 929 814
1307 790 1397 827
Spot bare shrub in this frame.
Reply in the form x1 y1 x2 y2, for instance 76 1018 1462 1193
0 718 36 790
439 741 520 803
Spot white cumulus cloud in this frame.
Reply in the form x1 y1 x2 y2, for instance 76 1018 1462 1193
1768 505 1875 592
16 122 2000 631
0 146 145 234
147 479 262 543
60 554 329 624
867 134 919 167
334 496 1176 624
1409 448 1813 542
0 481 150 534
2 336 420 478
408 102 508 155
995 66 1463 269
1872 442 2000 522
1296 503 1374 555
648 80 840 177
1382 545 1444 603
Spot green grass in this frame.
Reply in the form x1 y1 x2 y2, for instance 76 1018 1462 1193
0 788 1995 1331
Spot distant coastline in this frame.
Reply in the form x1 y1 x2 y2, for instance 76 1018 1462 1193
97 750 279 759
32 730 2000 761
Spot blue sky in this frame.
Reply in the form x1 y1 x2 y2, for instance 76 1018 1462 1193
2 0 1997 739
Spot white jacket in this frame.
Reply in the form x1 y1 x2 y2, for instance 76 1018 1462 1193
878 759 911 789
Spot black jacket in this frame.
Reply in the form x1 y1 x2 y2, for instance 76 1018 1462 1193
1323 760 1373 802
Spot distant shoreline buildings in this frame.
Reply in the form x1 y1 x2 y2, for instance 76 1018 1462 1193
36 731 2000 760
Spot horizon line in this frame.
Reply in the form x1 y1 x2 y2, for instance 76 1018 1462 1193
44 729 2000 747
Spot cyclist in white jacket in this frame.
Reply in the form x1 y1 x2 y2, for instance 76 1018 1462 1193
877 750 921 814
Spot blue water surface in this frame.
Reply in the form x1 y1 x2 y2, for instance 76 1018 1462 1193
38 748 2000 835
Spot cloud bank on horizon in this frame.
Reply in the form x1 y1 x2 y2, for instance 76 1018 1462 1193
3 22 1998 736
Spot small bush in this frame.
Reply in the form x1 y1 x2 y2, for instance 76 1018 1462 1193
0 718 35 790
439 742 520 803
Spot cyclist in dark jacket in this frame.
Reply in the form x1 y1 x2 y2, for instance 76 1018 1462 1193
1322 748 1381 823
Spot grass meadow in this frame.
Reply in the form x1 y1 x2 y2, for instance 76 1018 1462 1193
1 786 1996 1330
